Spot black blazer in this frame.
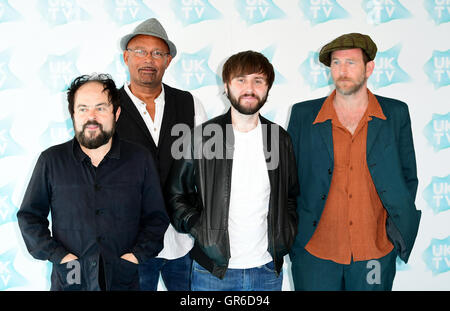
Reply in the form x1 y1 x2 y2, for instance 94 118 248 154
115 83 195 187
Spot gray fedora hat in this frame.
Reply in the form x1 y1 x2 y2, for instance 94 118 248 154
120 18 177 58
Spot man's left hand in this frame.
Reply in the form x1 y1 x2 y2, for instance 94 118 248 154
120 253 139 264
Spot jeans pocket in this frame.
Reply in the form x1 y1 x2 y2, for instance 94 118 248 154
261 261 277 274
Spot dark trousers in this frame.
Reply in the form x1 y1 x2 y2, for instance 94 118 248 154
291 248 397 291
138 253 192 291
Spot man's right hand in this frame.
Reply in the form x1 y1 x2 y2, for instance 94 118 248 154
60 253 78 264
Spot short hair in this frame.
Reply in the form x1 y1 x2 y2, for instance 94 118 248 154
67 73 120 117
222 50 275 90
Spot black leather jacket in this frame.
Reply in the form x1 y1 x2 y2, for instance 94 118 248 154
166 110 299 279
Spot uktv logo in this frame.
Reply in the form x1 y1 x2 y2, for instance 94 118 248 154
261 45 286 85
363 0 411 25
39 118 74 149
0 249 27 290
0 183 17 225
106 53 130 88
423 236 450 275
424 0 450 25
0 0 21 23
37 0 90 26
0 49 22 91
235 0 286 25
299 51 332 90
423 175 450 214
298 0 350 26
369 44 410 89
0 117 24 157
105 0 156 25
39 49 81 93
171 0 222 26
424 50 450 89
172 46 218 90
423 113 450 151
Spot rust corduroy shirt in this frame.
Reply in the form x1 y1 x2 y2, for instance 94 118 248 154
305 90 394 264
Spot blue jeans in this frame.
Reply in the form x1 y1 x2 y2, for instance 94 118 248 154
138 253 192 291
191 260 282 291
291 248 397 291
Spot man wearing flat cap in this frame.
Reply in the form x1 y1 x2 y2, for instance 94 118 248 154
287 33 421 290
115 18 207 291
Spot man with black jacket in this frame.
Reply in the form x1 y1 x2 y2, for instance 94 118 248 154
115 18 207 291
166 51 299 291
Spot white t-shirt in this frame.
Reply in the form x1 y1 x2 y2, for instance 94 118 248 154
124 82 207 260
228 120 272 269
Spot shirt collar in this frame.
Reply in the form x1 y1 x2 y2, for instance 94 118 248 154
313 89 386 124
124 82 165 108
72 132 121 163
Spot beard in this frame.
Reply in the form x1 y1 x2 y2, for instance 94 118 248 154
334 72 367 96
75 120 115 149
226 85 268 115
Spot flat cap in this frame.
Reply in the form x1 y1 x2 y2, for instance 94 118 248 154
319 33 377 66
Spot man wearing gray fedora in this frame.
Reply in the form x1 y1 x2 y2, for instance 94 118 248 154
115 18 207 291
287 33 421 290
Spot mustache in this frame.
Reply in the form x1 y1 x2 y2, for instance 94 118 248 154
239 93 258 99
82 120 102 130
138 66 157 71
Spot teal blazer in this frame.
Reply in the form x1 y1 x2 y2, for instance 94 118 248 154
287 94 421 263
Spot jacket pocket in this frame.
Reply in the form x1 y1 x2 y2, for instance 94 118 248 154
53 259 82 291
111 258 139 291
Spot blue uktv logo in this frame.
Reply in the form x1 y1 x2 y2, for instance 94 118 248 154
423 236 450 275
37 0 90 26
369 44 411 89
235 0 286 25
261 45 286 85
0 49 22 91
423 113 450 151
171 46 218 90
299 51 332 90
39 49 81 93
0 183 17 225
362 0 411 25
171 0 222 26
0 249 27 290
39 118 74 150
104 0 157 25
0 0 21 23
424 0 450 25
299 0 350 26
424 50 450 89
423 175 450 214
0 117 24 157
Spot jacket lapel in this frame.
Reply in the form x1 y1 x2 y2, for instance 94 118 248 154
366 116 384 157
158 84 176 148
119 87 157 150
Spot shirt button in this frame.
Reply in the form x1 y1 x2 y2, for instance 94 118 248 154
91 261 97 267
94 184 101 191
349 221 353 226
349 194 353 199
349 166 353 171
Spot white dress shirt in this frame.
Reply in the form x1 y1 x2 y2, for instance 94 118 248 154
124 82 207 259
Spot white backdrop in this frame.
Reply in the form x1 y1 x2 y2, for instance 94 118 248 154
0 0 448 291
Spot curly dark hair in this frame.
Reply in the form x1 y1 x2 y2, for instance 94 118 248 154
67 73 120 117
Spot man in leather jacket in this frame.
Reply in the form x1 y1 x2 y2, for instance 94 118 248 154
165 51 299 291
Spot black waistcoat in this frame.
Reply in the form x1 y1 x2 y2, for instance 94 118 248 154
115 84 195 187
